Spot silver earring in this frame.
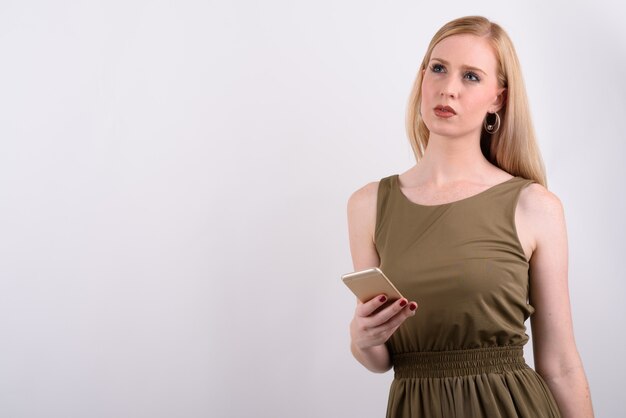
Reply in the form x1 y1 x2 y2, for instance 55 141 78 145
483 112 501 134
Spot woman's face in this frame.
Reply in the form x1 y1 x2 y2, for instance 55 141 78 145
420 34 505 139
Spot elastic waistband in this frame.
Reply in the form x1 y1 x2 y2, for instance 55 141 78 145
392 346 528 378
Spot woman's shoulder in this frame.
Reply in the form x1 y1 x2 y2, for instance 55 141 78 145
346 178 385 248
516 181 566 258
347 178 382 215
518 181 565 226
348 171 400 202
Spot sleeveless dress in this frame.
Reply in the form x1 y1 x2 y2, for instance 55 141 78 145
374 174 562 418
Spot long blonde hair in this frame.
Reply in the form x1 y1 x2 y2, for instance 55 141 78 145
406 16 547 187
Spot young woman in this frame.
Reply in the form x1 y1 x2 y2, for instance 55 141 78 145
346 16 594 418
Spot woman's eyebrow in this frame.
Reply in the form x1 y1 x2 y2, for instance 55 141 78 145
430 57 487 76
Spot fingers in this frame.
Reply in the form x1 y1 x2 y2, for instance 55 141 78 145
351 300 418 349
373 299 418 325
356 294 390 317
370 302 417 335
357 294 417 320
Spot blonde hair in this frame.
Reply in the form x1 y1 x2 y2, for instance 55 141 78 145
406 16 547 187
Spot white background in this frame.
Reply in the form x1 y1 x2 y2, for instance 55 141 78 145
0 1 624 417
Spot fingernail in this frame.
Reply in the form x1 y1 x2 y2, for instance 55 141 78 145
379 295 387 303
409 302 417 311
399 299 407 307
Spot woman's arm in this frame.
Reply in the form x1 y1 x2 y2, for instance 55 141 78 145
346 181 417 373
522 184 594 418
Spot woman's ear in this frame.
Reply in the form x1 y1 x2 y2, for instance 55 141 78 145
492 88 507 113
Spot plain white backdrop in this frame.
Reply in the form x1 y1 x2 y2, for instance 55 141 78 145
0 1 624 417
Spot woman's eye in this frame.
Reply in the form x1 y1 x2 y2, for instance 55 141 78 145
430 64 445 73
464 72 480 82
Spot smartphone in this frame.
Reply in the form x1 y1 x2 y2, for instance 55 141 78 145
341 267 404 310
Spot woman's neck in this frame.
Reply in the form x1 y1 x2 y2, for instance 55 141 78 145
411 134 498 186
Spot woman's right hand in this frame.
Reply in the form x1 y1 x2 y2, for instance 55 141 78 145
350 295 418 350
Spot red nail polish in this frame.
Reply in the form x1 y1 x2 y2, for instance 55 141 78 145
409 303 417 311
399 300 407 307
379 295 387 303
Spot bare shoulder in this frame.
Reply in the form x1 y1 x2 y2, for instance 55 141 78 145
348 180 379 210
518 182 566 253
347 180 381 269
518 182 565 220
347 180 380 233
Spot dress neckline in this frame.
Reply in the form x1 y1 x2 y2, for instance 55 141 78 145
392 174 520 208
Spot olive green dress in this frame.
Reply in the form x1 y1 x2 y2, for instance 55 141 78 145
375 174 562 418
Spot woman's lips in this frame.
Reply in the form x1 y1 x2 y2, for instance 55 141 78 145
434 107 456 118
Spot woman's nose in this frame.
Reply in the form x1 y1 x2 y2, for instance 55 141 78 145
440 77 460 98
